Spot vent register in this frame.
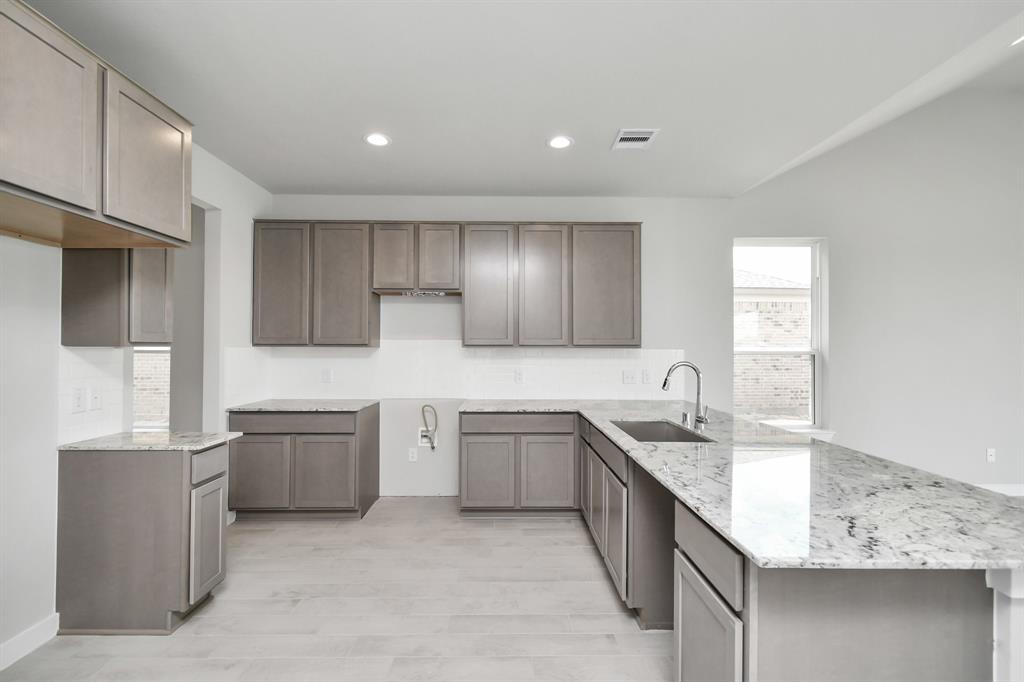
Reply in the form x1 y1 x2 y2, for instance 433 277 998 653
612 128 659 150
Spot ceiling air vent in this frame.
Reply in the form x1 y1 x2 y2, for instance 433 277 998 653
611 128 659 150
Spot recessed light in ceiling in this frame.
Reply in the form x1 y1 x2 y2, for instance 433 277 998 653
365 132 390 147
548 135 573 149
1012 34 1024 47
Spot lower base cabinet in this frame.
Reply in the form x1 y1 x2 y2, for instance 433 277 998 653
583 442 627 599
190 477 228 605
227 404 379 516
674 550 742 682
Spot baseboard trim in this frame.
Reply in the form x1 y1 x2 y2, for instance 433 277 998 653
980 483 1024 497
0 613 58 670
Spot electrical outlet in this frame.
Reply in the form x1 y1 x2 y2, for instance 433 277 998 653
71 387 86 414
320 368 334 384
513 368 524 385
622 369 637 384
88 387 102 411
641 369 651 384
986 448 996 463
408 448 418 462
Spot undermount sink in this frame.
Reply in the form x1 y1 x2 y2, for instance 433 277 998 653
612 420 714 443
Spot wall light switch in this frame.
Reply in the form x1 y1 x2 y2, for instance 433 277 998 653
320 368 334 384
71 387 86 414
513 369 524 385
88 388 102 411
622 370 637 384
641 369 651 384
408 448 418 462
986 448 996 463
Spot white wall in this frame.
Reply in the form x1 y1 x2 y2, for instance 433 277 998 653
727 88 1024 485
0 237 61 667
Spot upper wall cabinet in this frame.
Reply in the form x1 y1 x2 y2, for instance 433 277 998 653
252 221 379 347
103 71 192 242
572 224 641 346
518 224 570 346
0 0 192 247
463 224 516 346
0 0 98 210
252 223 310 345
418 223 461 290
371 223 461 291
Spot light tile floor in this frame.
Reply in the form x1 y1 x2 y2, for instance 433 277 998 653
1 497 672 681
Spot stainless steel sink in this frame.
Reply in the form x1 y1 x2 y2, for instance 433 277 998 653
612 420 713 443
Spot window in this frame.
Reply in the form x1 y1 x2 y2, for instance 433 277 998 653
733 240 826 427
132 346 171 431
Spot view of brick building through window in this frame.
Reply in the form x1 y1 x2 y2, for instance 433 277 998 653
132 347 171 431
733 244 818 424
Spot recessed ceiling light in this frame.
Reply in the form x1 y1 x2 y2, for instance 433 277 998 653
548 135 573 149
365 133 390 147
1012 34 1024 47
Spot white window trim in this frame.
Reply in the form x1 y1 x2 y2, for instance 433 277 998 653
733 238 829 429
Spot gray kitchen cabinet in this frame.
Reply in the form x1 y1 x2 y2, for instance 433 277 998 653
57 441 231 633
463 224 515 345
460 435 516 508
580 443 592 525
228 435 291 509
129 248 173 344
520 435 575 508
418 223 461 290
604 470 628 599
189 476 227 605
674 550 742 682
312 223 378 346
588 447 606 552
372 223 415 289
103 70 192 241
518 224 570 345
252 222 310 345
0 0 98 210
571 223 641 346
293 434 356 508
61 248 174 346
226 404 380 516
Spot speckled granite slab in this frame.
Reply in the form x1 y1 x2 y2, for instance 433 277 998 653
227 399 379 412
460 399 1024 570
59 432 241 452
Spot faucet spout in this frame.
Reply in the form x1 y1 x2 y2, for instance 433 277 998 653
661 361 708 426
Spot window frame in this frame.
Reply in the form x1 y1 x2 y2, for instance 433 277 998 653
131 344 172 433
732 238 828 428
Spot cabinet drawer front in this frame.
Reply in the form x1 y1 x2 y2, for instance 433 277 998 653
228 412 356 434
460 413 575 434
191 445 228 485
588 427 628 483
675 502 744 611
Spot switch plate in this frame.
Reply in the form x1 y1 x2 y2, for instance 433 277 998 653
641 369 651 384
320 368 334 384
88 387 102 411
513 369 524 385
622 369 637 384
408 448 418 462
71 387 86 414
986 448 996 463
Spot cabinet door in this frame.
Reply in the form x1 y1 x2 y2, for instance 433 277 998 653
0 0 98 209
372 223 415 289
252 223 310 345
460 435 516 508
228 435 291 509
580 443 592 524
61 249 129 347
313 223 374 345
604 470 628 600
418 223 461 290
518 224 570 345
189 476 226 604
674 550 743 682
463 224 515 345
129 248 173 344
588 449 606 553
571 224 641 346
103 70 191 241
520 435 575 508
293 435 356 509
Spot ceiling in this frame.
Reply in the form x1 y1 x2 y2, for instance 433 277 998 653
26 0 1024 197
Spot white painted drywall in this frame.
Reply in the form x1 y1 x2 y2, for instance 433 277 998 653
0 237 60 666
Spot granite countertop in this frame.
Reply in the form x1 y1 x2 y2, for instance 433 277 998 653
459 399 1024 570
59 432 241 452
227 399 379 412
